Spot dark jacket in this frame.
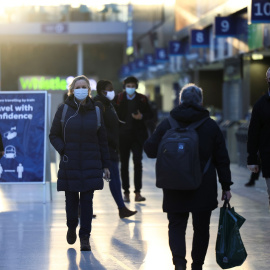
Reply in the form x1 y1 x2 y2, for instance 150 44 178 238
114 91 153 143
49 95 110 192
94 94 120 162
144 102 232 213
247 93 270 177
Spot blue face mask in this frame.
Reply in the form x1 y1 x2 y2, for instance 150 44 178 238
126 87 136 95
74 88 88 101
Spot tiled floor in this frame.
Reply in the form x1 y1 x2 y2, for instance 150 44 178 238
0 157 269 270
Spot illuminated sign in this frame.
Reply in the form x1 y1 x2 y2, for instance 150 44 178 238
18 76 97 91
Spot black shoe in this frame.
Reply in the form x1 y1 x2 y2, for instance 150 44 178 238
245 180 255 187
80 236 91 251
93 214 97 218
119 206 137 219
135 192 146 202
123 192 130 203
66 228 77 245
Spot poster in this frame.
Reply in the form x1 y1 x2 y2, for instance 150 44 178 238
0 91 47 183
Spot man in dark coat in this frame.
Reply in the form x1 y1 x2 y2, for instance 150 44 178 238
247 67 270 206
144 83 233 270
114 76 153 202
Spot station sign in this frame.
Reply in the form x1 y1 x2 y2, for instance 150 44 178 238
144 54 155 66
169 40 189 56
251 0 270 23
155 48 169 63
215 17 247 37
191 29 210 48
41 23 68 33
0 92 47 183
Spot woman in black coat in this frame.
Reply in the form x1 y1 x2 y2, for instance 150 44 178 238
94 80 137 218
49 75 110 251
144 83 233 270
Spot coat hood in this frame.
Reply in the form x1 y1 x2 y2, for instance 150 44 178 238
170 102 209 124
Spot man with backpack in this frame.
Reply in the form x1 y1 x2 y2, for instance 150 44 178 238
144 83 233 270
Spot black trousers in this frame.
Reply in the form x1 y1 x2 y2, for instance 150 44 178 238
167 211 212 270
119 134 143 193
65 190 94 238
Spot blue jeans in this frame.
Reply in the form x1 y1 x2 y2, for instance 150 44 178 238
109 161 125 209
65 190 94 238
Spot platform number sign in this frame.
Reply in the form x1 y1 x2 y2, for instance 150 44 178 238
155 48 168 63
252 0 270 23
169 41 182 55
191 29 210 48
144 54 155 66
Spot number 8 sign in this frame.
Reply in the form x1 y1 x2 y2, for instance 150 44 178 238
191 29 210 48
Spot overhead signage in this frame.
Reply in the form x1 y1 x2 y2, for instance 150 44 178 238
169 40 189 55
41 23 68 33
215 17 247 37
144 54 155 66
126 4 134 55
120 65 131 78
135 59 145 71
251 0 270 23
191 29 210 48
0 92 47 183
155 48 169 63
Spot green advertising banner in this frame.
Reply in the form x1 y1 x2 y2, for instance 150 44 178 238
248 24 263 50
19 76 68 91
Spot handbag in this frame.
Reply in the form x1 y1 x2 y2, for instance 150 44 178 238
215 199 247 269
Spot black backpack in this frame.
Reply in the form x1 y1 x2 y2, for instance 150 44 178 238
156 116 211 190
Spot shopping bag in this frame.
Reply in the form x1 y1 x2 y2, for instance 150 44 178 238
215 200 247 269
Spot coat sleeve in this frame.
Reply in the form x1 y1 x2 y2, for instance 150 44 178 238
247 103 262 165
97 111 111 168
144 119 170 158
49 105 65 156
213 124 233 191
141 95 154 121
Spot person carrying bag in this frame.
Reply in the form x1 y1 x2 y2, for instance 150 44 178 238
216 198 247 269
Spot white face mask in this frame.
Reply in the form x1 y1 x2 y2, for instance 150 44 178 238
105 90 115 100
126 87 136 95
74 88 88 101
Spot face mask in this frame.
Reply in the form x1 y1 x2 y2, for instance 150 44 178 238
126 87 136 95
74 88 88 101
105 90 115 100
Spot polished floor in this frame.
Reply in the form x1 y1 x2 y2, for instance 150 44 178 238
0 157 270 270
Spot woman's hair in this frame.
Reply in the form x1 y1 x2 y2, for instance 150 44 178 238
179 83 203 104
68 75 91 96
96 80 112 96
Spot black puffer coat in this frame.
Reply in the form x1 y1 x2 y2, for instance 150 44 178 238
144 102 233 213
49 95 110 192
247 94 270 177
94 94 120 161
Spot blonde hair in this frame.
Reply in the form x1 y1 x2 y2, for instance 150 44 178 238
68 75 91 96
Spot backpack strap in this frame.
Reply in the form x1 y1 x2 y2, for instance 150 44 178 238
95 106 101 130
188 117 210 130
61 104 68 134
168 115 180 128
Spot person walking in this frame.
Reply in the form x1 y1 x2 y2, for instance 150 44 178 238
49 75 110 251
247 67 270 206
94 79 137 218
115 76 153 202
144 83 233 270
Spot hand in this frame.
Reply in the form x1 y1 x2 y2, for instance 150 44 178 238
247 165 259 173
103 168 110 180
222 190 232 201
132 110 143 120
